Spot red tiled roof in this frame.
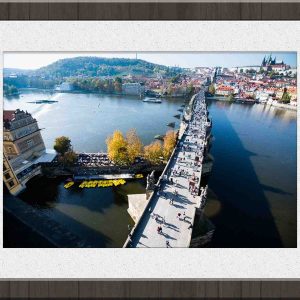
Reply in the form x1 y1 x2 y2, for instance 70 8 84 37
3 110 15 122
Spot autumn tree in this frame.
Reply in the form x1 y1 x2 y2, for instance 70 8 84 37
63 151 77 166
208 84 215 95
106 130 128 165
163 130 177 159
227 93 234 102
114 77 123 93
54 136 72 156
126 129 143 164
144 141 163 165
280 88 291 103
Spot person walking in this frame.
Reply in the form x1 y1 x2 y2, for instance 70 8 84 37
157 226 161 234
183 212 186 221
166 240 170 248
177 212 181 220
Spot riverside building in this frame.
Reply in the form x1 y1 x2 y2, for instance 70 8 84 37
122 83 145 97
3 109 56 195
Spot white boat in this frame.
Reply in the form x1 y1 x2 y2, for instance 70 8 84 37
143 98 162 103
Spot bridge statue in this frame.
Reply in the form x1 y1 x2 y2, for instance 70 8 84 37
200 185 208 209
146 170 155 191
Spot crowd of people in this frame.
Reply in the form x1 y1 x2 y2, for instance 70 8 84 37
127 91 211 248
75 153 113 167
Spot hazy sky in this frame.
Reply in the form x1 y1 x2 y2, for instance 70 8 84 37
4 52 297 70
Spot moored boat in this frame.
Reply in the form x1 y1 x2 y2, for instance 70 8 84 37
167 122 175 127
143 98 162 103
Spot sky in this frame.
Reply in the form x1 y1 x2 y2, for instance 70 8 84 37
4 52 297 70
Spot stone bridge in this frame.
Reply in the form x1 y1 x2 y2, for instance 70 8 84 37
124 90 213 248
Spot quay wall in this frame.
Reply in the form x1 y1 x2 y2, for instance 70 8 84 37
4 195 91 247
265 102 297 111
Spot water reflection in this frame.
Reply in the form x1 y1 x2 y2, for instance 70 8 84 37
205 100 296 248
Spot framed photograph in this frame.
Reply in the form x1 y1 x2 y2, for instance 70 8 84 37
0 2 299 299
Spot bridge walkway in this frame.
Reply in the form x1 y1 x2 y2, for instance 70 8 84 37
126 92 208 248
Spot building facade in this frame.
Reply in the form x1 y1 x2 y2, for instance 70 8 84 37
122 83 145 96
3 109 54 195
3 153 24 195
3 109 46 160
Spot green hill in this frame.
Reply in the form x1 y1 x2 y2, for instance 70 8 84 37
34 56 181 78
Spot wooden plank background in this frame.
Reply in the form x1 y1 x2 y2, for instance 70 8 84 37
0 1 299 298
0 2 299 20
1 280 300 298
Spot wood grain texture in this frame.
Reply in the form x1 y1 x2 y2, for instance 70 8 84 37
205 281 219 298
8 3 30 20
241 281 261 298
9 281 29 298
261 280 281 299
0 2 299 20
1 281 300 298
48 3 79 20
219 281 242 298
280 281 300 298
29 281 49 298
262 2 300 20
0 3 9 20
48 281 79 299
0 282 10 298
240 3 262 20
29 3 49 20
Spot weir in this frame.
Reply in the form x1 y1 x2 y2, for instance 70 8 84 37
123 90 213 248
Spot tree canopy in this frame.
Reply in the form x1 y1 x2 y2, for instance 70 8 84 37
106 130 128 165
144 141 163 165
280 88 291 103
54 136 72 155
208 84 215 95
126 129 143 164
163 130 177 159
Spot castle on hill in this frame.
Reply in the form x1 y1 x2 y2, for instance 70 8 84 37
261 54 289 72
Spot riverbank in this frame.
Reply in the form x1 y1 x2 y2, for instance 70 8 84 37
264 101 297 111
207 95 297 111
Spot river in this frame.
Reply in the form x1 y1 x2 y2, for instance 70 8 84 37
4 91 185 247
4 92 297 247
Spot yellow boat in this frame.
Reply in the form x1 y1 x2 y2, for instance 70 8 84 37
64 181 75 189
79 179 126 188
135 174 144 179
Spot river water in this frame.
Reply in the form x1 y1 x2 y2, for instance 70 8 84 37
4 92 297 247
4 91 185 247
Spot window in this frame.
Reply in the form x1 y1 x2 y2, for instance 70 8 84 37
27 139 34 148
5 172 12 180
8 180 15 188
4 173 11 180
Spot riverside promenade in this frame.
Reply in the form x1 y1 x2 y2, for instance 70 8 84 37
124 91 211 248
